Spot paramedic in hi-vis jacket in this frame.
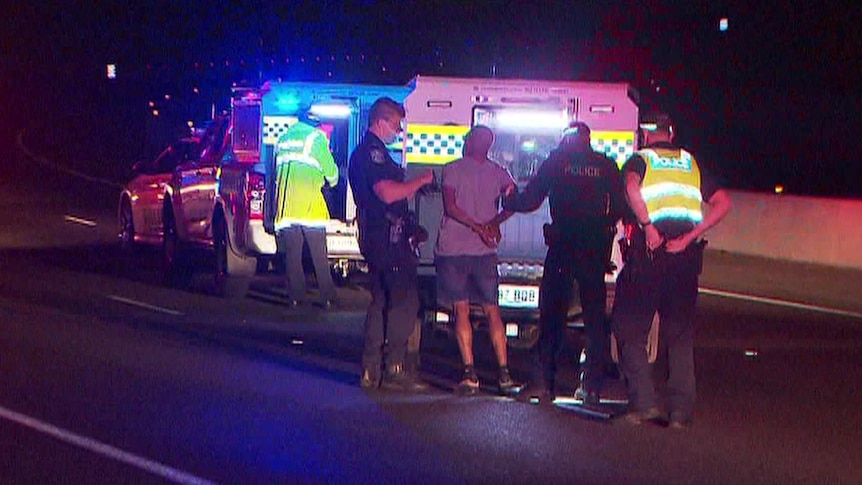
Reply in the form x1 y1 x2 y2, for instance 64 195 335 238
274 110 339 307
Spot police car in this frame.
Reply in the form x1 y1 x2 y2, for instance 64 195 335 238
118 137 201 251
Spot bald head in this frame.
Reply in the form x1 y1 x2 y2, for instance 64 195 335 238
463 125 494 159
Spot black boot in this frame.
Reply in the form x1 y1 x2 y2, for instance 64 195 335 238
404 351 421 375
360 366 381 389
381 363 429 392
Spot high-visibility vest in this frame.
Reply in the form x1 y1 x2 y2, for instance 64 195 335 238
638 147 703 225
274 122 338 229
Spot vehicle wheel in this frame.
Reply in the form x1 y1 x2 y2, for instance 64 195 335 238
213 212 255 299
118 199 136 253
163 207 191 287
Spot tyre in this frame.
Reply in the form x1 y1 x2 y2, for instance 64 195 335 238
213 211 256 299
162 206 192 287
118 198 136 253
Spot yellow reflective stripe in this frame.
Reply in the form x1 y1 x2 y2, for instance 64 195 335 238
277 132 323 170
275 163 290 223
405 124 469 165
645 195 703 213
591 130 636 168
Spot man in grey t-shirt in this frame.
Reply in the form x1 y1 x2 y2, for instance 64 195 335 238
435 125 521 396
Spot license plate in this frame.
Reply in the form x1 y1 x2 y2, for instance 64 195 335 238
326 235 360 254
498 284 539 309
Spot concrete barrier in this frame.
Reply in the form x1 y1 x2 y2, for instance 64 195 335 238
705 190 862 269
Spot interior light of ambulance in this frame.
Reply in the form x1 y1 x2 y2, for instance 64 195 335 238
309 104 352 118
495 110 567 129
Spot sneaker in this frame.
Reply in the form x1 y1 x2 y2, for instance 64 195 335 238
668 419 692 430
615 407 662 426
360 368 381 389
455 367 480 396
381 363 429 392
497 367 523 396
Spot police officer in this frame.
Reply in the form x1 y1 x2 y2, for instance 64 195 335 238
348 97 434 391
503 121 626 404
612 113 732 428
274 109 339 307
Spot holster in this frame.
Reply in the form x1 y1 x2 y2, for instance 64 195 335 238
693 239 707 275
386 211 427 263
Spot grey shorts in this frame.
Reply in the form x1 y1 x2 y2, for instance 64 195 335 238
436 254 499 307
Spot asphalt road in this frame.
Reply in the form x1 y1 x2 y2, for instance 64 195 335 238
2 142 862 484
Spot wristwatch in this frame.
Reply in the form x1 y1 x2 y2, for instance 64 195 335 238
639 220 652 228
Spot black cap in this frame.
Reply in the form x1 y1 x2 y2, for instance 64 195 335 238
639 112 673 132
563 121 591 138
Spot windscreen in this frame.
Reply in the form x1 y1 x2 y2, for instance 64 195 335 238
232 102 262 155
473 106 566 184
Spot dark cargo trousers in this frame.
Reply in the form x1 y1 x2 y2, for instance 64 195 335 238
612 246 701 421
281 225 337 303
361 262 420 376
536 244 610 393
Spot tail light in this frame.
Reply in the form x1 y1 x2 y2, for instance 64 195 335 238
247 172 265 220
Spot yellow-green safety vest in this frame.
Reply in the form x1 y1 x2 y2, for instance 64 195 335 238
638 147 703 225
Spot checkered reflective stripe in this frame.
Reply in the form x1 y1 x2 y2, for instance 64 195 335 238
591 131 636 168
405 124 470 165
263 116 299 145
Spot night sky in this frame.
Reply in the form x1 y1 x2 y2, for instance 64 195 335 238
4 1 861 197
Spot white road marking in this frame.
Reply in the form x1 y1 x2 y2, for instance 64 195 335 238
107 295 184 316
64 215 98 227
699 287 862 320
0 405 218 485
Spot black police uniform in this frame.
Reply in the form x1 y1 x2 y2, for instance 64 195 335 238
612 141 720 423
503 144 625 397
348 131 420 385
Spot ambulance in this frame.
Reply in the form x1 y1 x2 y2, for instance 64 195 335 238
164 76 639 347
400 76 639 347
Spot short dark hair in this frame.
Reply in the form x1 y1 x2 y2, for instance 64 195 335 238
640 112 673 134
563 121 591 138
369 97 406 124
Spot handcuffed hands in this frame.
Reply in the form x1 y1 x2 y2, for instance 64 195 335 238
665 232 694 253
473 222 502 248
